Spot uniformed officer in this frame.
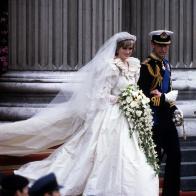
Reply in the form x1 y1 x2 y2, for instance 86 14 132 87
0 174 29 196
138 30 182 196
29 173 62 196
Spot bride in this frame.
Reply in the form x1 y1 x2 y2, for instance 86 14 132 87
0 32 159 195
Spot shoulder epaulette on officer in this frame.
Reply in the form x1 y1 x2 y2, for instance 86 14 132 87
142 57 163 91
142 58 151 65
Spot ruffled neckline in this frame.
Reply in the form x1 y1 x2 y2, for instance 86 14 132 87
113 57 140 79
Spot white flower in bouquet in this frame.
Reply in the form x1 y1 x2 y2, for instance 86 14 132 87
136 110 142 117
127 107 132 112
126 97 132 103
130 101 138 108
142 98 150 104
122 91 128 96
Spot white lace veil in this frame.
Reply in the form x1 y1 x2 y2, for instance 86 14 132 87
0 32 137 155
42 32 137 120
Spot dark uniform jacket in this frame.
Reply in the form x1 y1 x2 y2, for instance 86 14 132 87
138 52 177 125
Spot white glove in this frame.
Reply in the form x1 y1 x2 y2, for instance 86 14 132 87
165 90 178 102
173 109 183 126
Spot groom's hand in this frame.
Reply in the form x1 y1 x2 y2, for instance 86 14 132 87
165 90 178 102
150 89 162 97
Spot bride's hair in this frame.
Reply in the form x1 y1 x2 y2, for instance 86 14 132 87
115 39 136 56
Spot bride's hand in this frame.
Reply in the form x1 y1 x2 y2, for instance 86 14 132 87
109 95 119 105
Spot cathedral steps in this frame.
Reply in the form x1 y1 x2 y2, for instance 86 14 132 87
0 149 53 175
0 145 61 174
160 137 196 192
0 71 76 122
0 150 53 166
159 192 196 196
159 179 196 196
180 137 196 191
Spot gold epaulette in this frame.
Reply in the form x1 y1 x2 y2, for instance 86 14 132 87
151 96 160 106
142 58 163 91
142 58 151 65
146 63 162 91
145 63 160 78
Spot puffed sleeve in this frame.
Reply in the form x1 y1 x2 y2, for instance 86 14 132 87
127 57 141 83
95 59 120 105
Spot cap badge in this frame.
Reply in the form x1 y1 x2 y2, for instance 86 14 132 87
160 32 168 39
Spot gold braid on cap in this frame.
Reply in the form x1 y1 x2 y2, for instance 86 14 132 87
145 63 163 91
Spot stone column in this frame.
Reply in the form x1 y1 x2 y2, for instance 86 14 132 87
122 0 196 68
0 0 8 74
8 0 122 71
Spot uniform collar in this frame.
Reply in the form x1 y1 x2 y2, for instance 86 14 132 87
149 52 163 62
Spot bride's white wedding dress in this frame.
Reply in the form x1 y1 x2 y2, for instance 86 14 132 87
0 57 158 195
0 31 159 195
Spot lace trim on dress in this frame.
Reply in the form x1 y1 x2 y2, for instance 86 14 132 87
113 57 140 81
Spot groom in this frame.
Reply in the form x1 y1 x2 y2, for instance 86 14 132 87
138 30 181 196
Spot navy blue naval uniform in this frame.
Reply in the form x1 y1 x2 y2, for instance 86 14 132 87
138 52 181 196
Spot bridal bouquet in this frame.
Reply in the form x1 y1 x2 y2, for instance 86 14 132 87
118 84 159 174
